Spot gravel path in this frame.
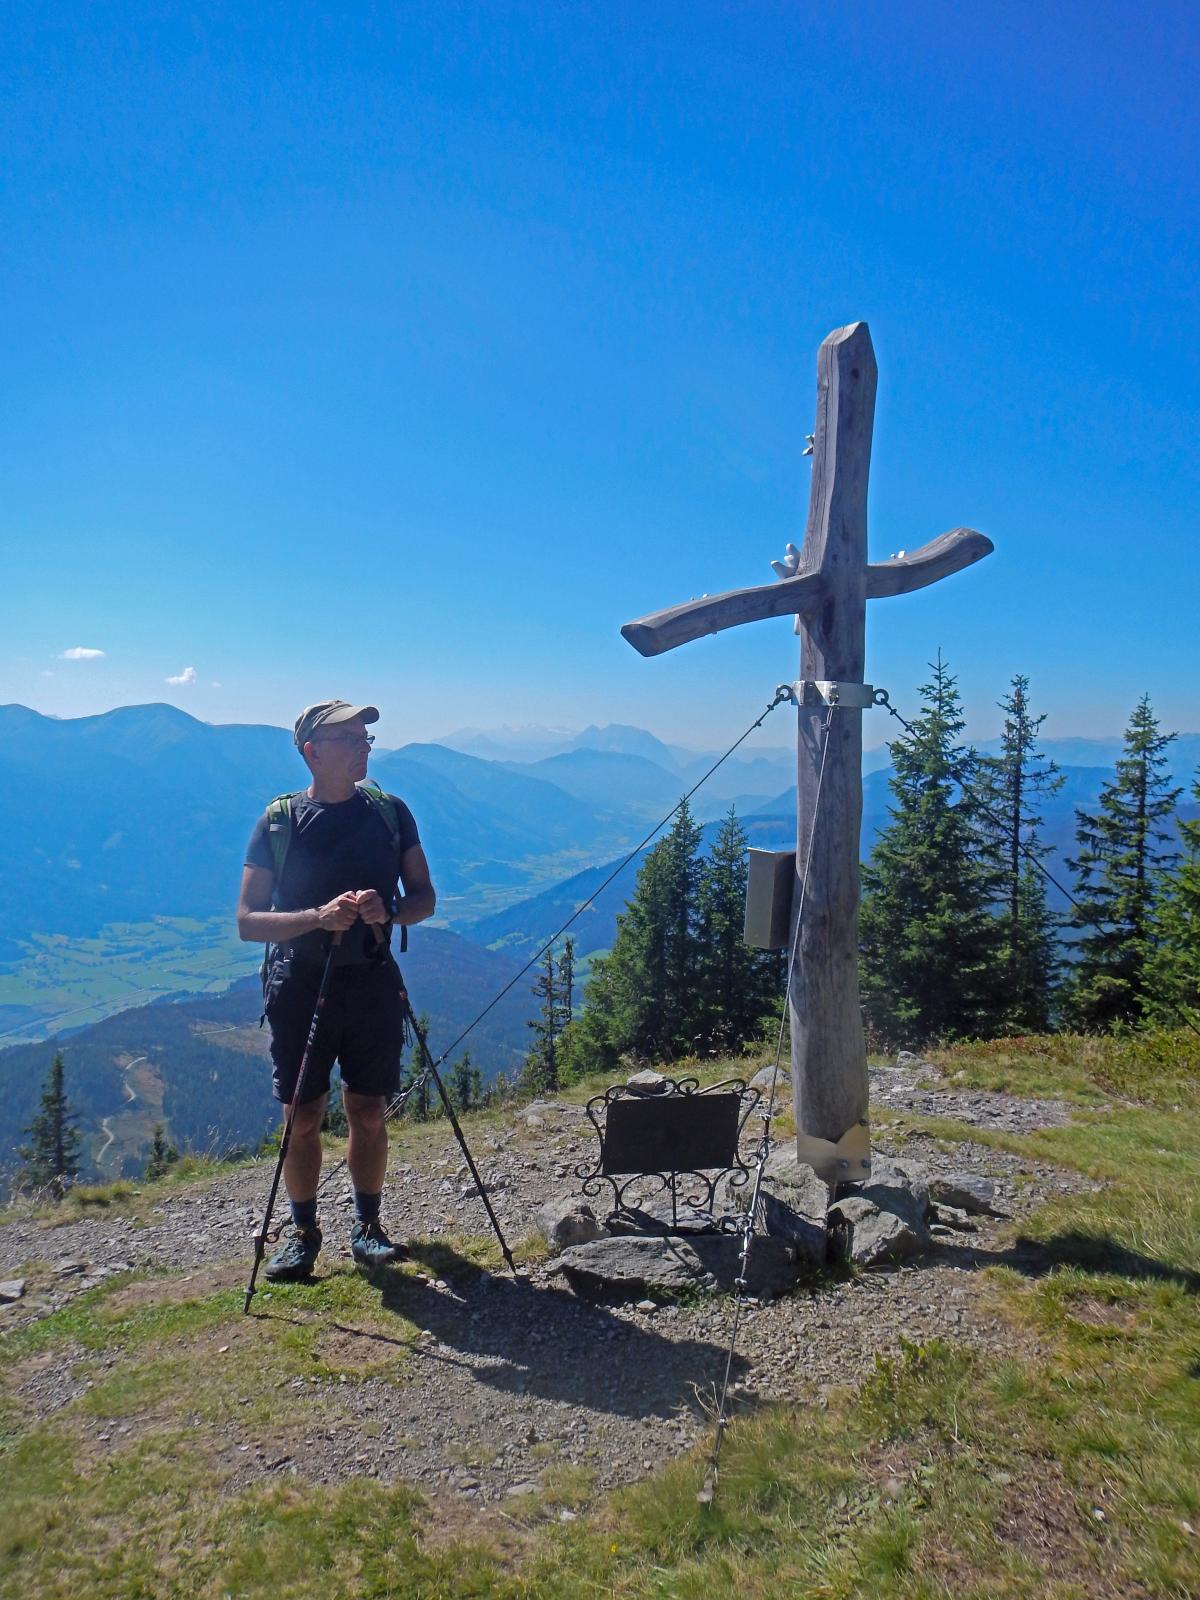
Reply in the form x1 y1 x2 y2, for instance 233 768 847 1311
1 1061 1100 1508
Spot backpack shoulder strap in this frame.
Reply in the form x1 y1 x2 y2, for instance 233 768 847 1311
356 778 400 849
265 792 303 893
356 780 409 954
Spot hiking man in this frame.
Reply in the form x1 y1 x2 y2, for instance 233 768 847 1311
236 700 435 1280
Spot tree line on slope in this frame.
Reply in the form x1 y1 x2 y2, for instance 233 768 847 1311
531 658 1199 1073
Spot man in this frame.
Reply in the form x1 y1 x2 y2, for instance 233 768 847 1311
237 699 435 1280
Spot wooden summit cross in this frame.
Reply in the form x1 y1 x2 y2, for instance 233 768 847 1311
621 322 993 1180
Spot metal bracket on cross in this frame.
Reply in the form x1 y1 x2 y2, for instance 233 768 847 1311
787 680 877 710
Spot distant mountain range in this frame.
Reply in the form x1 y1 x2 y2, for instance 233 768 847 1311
0 926 538 1184
2 701 1197 1059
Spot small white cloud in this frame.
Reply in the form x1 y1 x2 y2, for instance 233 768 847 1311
211 680 222 689
59 646 106 661
41 670 55 678
165 666 198 686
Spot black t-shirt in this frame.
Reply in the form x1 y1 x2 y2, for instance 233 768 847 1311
245 788 420 966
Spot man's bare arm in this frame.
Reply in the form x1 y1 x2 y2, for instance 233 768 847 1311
236 865 359 943
394 845 436 926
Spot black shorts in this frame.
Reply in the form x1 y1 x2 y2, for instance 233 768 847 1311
264 955 407 1106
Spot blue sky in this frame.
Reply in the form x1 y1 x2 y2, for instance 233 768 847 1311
2 1 1196 755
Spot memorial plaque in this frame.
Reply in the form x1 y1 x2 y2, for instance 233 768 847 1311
602 1092 741 1177
575 1077 761 1232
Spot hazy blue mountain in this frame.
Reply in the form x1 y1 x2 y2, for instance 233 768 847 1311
757 762 1200 911
509 749 687 816
395 741 619 852
569 723 688 768
463 812 795 961
0 702 299 951
432 724 582 761
1022 734 1200 784
0 926 536 1183
0 704 589 944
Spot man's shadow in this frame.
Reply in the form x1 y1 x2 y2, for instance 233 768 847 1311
935 1227 1200 1294
363 1242 750 1420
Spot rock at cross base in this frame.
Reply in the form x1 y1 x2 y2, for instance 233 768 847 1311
749 1065 791 1096
625 1070 668 1095
539 1195 602 1251
720 1150 828 1266
929 1172 997 1215
827 1156 931 1267
546 1234 799 1299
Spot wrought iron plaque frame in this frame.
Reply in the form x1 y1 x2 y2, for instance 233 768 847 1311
575 1076 761 1232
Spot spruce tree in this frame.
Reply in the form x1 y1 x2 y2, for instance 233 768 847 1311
859 655 1005 1047
559 938 575 1023
1148 770 1200 1023
564 799 704 1069
449 1050 484 1112
695 807 784 1052
524 946 562 1094
974 674 1064 1031
399 1014 436 1119
144 1125 179 1181
19 1052 82 1199
1068 696 1180 1029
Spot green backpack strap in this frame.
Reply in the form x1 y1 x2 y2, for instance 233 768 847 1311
356 779 409 954
265 792 304 899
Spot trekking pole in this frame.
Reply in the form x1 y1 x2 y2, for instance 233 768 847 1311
401 992 518 1275
243 932 342 1314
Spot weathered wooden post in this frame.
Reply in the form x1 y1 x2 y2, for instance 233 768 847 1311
621 321 993 1180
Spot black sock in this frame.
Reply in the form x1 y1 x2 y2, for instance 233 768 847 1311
354 1189 382 1225
290 1197 318 1231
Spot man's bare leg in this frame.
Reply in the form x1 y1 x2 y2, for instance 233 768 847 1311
345 1091 388 1192
282 1094 328 1203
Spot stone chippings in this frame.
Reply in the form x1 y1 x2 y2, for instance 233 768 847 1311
0 1058 1098 1508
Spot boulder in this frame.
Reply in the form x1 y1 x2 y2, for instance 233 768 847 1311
722 1151 828 1265
0 1279 25 1304
547 1233 799 1299
625 1069 668 1094
828 1156 930 1266
929 1172 997 1215
606 1198 718 1234
539 1195 602 1251
749 1065 791 1096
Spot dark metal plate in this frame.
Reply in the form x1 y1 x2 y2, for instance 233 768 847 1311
602 1092 741 1176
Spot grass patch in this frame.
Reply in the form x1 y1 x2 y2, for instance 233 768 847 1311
929 1027 1200 1111
2 1030 1199 1596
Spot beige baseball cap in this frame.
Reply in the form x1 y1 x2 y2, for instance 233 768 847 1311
294 700 380 748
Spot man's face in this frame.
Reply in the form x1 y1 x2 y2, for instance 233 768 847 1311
306 716 372 783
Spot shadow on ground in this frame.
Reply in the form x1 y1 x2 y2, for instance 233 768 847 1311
936 1229 1200 1293
346 1241 753 1419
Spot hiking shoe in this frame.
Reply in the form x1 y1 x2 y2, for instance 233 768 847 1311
351 1218 404 1268
264 1225 323 1281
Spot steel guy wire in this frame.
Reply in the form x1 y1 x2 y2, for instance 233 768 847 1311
417 683 795 1075
316 683 794 1199
872 688 1200 1043
698 697 838 1505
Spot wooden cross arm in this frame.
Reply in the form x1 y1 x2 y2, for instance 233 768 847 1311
620 527 993 658
864 526 993 599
